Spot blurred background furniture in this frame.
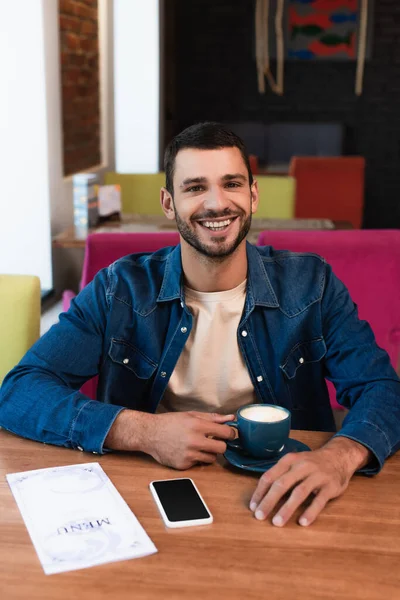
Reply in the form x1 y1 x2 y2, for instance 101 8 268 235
257 229 400 416
104 172 296 220
289 157 365 229
63 231 180 400
104 172 165 215
249 154 259 174
255 175 295 218
53 214 351 250
62 231 181 312
0 275 40 385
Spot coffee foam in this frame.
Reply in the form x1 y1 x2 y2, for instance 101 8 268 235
241 406 288 423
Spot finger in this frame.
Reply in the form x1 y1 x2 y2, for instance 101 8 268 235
249 453 299 511
200 437 227 455
252 462 311 521
298 490 332 527
191 411 235 423
200 421 237 441
194 452 218 465
269 475 322 527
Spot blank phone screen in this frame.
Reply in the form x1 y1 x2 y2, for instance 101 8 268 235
152 479 211 522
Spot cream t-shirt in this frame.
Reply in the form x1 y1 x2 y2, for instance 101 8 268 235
157 279 257 414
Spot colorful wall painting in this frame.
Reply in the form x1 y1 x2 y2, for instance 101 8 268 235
288 0 371 61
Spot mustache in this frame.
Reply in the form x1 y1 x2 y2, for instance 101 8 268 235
192 209 241 221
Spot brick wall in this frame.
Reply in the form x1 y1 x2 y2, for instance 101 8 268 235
166 0 400 228
59 0 100 176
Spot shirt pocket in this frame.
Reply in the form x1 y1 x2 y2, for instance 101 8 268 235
280 338 327 410
108 338 157 379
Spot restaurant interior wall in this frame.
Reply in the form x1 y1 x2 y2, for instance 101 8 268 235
114 0 160 173
165 0 400 229
49 0 115 298
59 0 101 176
0 0 52 292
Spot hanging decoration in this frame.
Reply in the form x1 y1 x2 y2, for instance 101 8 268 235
255 0 370 96
255 0 285 95
355 0 368 95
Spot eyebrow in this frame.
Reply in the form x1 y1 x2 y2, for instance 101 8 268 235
180 177 207 188
180 173 247 189
221 173 247 182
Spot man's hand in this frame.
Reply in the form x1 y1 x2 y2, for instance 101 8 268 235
249 436 371 527
105 409 236 470
145 411 236 470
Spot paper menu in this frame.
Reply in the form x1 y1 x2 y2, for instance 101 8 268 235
6 462 157 575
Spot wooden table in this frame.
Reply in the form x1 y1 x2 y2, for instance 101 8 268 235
1 428 399 599
52 214 353 249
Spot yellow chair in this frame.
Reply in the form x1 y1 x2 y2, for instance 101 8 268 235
104 172 166 215
254 175 295 219
104 172 295 220
0 275 41 385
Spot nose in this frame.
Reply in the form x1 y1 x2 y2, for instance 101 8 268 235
202 185 229 212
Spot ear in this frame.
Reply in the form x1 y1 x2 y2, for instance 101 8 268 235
250 180 259 215
160 187 176 220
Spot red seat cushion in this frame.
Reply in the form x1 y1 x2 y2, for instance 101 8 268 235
290 157 365 229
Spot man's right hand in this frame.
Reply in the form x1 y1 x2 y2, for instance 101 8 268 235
105 409 236 470
145 411 236 470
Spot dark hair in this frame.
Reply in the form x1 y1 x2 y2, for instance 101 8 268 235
164 122 253 195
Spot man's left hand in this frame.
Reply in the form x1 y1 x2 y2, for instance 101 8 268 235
249 436 371 527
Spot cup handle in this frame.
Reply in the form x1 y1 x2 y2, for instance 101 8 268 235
225 421 242 451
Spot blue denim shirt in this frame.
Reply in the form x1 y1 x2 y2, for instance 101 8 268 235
1 242 400 474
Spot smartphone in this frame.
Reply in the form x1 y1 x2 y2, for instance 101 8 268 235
149 478 213 528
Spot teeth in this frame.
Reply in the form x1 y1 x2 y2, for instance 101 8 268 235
203 219 232 229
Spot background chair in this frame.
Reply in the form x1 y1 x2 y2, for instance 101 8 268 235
249 154 259 175
257 229 400 414
104 172 166 214
289 157 365 228
104 171 296 220
0 275 40 385
254 175 295 219
63 231 180 399
62 231 181 312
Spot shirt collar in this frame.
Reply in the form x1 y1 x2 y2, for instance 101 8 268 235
157 241 279 308
246 242 279 307
157 244 184 303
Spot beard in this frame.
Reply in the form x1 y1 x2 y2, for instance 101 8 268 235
173 203 252 260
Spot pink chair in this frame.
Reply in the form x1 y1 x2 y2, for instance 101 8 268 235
63 231 180 399
257 230 400 411
62 232 181 312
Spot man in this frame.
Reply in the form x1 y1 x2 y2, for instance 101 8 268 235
1 123 400 528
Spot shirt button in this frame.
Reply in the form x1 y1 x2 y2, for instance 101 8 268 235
77 446 84 451
257 375 263 382
123 358 129 365
161 371 167 378
299 357 305 364
241 330 248 337
180 301 184 308
181 327 187 333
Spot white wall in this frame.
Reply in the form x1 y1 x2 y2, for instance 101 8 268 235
0 0 116 296
0 0 52 290
114 0 160 173
46 0 116 296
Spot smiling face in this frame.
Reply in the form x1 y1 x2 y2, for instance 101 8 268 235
161 147 259 259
